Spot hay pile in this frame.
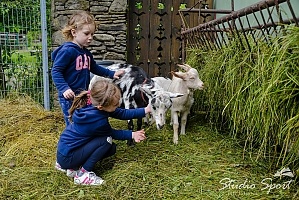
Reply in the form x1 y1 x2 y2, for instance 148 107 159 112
0 95 64 169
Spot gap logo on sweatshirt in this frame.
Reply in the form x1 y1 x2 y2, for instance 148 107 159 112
76 54 90 71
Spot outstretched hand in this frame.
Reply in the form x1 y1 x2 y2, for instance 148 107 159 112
132 129 146 143
113 70 125 79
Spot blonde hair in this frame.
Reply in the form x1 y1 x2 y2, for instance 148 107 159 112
68 79 121 121
62 10 97 41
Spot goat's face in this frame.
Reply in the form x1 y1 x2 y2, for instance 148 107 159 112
150 90 173 130
174 64 204 90
186 68 204 90
140 86 183 130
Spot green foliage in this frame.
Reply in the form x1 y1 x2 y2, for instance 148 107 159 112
26 31 42 48
4 51 42 99
0 1 41 33
187 25 299 169
0 1 46 104
1 0 40 8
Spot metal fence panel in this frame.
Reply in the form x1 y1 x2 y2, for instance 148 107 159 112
0 3 44 105
180 0 299 51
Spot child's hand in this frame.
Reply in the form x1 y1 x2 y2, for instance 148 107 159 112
63 89 75 99
113 70 125 79
145 104 151 114
132 129 146 143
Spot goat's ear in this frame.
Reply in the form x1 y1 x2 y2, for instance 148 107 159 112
177 64 191 72
167 92 184 98
171 71 187 80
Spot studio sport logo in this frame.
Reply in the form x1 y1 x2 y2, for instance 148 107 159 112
218 167 295 194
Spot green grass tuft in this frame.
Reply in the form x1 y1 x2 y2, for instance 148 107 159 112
188 25 299 171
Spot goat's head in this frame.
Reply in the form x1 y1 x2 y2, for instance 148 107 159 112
172 64 204 90
140 85 183 130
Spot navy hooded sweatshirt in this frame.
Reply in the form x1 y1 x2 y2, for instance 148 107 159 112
57 105 146 156
51 42 115 96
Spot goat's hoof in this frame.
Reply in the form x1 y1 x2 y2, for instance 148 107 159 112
173 140 178 145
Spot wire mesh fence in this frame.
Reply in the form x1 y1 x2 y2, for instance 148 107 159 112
0 2 46 106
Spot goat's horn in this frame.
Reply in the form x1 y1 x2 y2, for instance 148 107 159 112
177 64 191 72
171 71 185 79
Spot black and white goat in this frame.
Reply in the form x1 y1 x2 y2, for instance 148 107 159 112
90 63 183 144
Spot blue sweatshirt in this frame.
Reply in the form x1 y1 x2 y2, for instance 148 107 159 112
51 42 115 96
57 105 146 156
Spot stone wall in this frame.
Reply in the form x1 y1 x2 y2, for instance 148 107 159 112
51 0 127 62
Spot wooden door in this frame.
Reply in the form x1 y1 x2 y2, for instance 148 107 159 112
127 0 212 77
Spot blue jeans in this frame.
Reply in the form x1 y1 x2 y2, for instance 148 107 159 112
58 96 73 126
57 136 116 171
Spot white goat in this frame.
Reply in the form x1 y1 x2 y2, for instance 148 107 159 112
152 64 204 144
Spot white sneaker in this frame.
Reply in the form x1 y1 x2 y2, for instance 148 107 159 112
74 171 105 185
55 162 66 172
66 169 78 178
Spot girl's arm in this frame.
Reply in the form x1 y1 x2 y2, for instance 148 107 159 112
110 107 147 120
51 49 72 94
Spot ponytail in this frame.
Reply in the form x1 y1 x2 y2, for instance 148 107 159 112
68 90 89 121
68 79 121 122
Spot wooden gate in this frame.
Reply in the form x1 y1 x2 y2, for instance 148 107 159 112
127 0 213 77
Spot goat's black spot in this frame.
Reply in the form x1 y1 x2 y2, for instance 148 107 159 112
123 85 127 93
151 98 157 110
119 63 126 69
151 98 156 105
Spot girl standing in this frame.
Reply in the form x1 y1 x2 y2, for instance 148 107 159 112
51 11 124 125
